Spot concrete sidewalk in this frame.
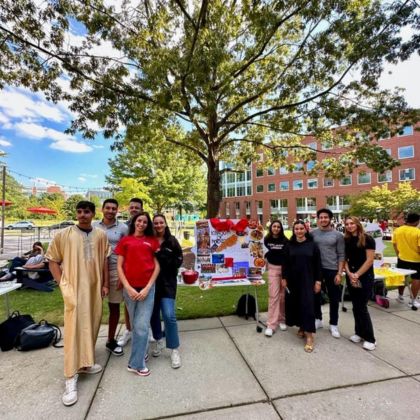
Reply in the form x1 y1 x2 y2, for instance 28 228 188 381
1 289 420 420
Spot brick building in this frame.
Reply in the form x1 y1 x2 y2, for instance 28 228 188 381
219 125 420 227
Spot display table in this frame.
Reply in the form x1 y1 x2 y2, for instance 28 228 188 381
0 282 22 317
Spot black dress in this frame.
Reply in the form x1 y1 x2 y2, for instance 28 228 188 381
284 239 322 333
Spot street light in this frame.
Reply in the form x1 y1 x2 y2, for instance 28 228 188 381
0 161 6 254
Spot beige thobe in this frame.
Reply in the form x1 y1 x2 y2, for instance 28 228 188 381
46 226 111 377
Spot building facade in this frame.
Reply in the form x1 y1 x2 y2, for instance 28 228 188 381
219 125 420 227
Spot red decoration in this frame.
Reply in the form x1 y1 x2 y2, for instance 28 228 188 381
210 218 248 233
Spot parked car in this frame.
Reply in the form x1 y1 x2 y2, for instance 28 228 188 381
382 229 392 240
49 220 75 230
6 221 35 230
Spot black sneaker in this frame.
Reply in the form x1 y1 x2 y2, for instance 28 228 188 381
106 340 124 356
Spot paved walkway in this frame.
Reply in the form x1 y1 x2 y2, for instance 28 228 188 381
1 287 420 420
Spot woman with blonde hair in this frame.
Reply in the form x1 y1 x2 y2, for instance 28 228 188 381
344 216 376 351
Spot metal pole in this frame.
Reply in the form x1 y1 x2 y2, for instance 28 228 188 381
1 165 5 254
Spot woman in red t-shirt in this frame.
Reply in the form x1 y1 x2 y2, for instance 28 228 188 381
115 212 160 376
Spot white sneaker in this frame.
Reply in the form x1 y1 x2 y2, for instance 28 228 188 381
349 334 362 343
279 323 287 331
397 295 405 303
329 325 341 339
148 328 155 342
363 341 376 351
264 328 273 337
171 349 181 369
409 300 420 309
117 330 132 347
77 364 102 374
62 375 78 406
315 319 323 329
152 338 165 357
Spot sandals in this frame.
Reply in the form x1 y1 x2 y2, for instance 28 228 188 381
304 341 314 353
297 329 305 338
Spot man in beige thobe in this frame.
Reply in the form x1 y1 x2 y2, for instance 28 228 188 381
46 200 111 407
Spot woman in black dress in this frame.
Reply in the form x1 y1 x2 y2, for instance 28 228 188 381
283 220 322 352
344 216 376 351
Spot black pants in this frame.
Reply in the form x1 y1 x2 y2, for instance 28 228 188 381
314 268 341 325
347 274 375 343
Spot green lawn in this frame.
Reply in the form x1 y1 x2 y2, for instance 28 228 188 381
0 282 268 326
383 240 396 257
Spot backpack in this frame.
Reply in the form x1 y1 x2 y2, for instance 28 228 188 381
236 294 256 320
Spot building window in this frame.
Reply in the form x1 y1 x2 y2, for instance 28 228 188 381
268 183 276 192
293 162 303 172
256 184 264 193
385 148 391 156
256 168 264 177
279 199 288 209
307 142 317 150
237 186 245 196
339 175 352 186
247 185 252 195
245 201 251 212
379 132 391 141
227 186 235 197
267 167 275 176
323 178 334 187
398 145 414 159
398 125 413 137
235 202 240 210
307 160 316 171
322 141 333 150
280 181 289 191
293 180 303 190
358 172 371 185
246 170 252 180
270 199 278 210
279 166 288 175
257 201 263 209
307 178 318 189
227 173 235 183
399 168 415 181
378 171 392 183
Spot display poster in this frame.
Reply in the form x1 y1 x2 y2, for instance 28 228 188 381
365 222 385 268
193 218 266 281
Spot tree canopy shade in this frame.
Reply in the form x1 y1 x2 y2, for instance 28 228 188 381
1 1 419 216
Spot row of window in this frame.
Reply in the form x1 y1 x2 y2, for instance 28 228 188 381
255 168 416 192
255 145 415 177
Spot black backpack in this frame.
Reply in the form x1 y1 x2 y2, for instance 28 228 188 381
236 294 256 320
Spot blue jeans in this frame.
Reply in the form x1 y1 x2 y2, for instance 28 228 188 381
150 297 180 349
123 285 155 370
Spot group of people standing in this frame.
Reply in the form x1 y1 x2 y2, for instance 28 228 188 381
46 198 183 407
264 209 377 353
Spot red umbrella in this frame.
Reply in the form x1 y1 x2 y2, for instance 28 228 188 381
0 200 13 206
27 207 57 215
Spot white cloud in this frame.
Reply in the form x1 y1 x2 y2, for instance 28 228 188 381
50 139 93 153
78 176 87 182
0 137 12 147
80 173 98 178
92 145 105 149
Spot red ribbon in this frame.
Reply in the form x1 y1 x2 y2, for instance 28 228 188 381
210 218 248 233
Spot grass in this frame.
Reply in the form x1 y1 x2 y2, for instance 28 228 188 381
0 282 269 326
383 240 396 257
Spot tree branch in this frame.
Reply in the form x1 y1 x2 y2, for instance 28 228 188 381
173 0 197 30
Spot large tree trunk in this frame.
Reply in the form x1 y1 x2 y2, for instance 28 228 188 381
206 157 221 218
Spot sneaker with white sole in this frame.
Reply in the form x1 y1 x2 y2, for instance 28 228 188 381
62 374 78 406
106 339 124 356
264 328 273 337
279 323 287 331
315 319 323 329
171 349 181 369
362 340 376 351
77 364 102 375
117 330 132 347
152 338 165 357
127 366 151 376
397 294 405 303
329 325 341 339
349 334 362 343
409 299 420 309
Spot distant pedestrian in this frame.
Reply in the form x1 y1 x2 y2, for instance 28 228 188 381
151 214 183 368
284 220 322 353
392 213 420 308
116 212 160 376
263 220 289 337
46 201 111 406
344 216 376 351
312 208 345 338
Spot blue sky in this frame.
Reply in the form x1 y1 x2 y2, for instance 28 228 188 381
0 25 419 194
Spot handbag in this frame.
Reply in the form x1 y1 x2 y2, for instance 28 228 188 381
15 320 62 351
0 311 35 351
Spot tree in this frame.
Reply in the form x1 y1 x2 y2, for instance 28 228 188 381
114 178 151 212
1 1 419 216
3 172 30 219
349 183 420 220
107 134 206 214
62 194 85 219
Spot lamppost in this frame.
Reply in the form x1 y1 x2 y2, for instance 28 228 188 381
0 161 6 254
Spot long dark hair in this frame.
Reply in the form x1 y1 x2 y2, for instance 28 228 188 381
153 213 172 241
265 220 288 242
290 220 312 243
129 212 154 236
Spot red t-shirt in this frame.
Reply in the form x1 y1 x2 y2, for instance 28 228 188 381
115 235 160 288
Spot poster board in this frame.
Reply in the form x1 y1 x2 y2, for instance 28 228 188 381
193 219 266 281
365 222 385 268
